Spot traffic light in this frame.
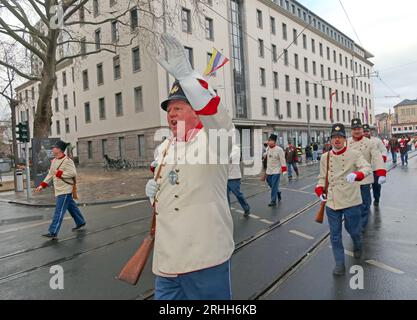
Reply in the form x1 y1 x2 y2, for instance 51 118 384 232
16 121 30 143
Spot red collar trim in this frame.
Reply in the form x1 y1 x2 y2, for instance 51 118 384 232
176 122 204 142
332 146 347 156
353 136 364 142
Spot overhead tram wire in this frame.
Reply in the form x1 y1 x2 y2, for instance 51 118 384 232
198 0 373 97
338 0 362 47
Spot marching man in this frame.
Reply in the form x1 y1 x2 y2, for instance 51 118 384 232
363 124 387 207
35 140 86 240
348 119 386 232
145 34 234 300
315 124 372 276
264 134 287 207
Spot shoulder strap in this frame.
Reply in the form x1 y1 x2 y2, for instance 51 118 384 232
150 140 171 237
324 151 331 195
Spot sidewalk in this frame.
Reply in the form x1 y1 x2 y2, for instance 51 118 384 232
0 167 153 207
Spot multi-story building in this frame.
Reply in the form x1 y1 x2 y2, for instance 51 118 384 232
15 0 375 166
391 99 417 136
375 113 392 138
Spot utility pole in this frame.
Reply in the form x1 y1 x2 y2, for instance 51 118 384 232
307 99 311 145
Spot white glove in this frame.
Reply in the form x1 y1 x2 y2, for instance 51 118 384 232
156 34 195 81
145 180 160 198
346 173 357 184
320 195 327 203
378 176 386 185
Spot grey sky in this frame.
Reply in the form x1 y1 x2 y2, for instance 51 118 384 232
299 0 417 114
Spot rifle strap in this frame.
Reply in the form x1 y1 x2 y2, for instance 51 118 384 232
324 151 331 196
149 140 171 238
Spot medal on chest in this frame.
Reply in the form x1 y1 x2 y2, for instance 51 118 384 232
168 170 179 185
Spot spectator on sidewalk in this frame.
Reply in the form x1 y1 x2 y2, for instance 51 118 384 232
388 137 399 164
285 142 299 181
311 139 319 163
305 144 313 165
35 140 86 240
399 135 410 166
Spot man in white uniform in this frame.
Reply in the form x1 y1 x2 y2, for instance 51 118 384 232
145 34 234 300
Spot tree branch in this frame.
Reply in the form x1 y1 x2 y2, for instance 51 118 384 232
0 59 40 82
27 0 49 26
56 47 117 65
62 0 90 22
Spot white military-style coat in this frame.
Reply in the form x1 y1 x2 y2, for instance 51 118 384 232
348 137 386 185
151 76 235 277
316 147 372 211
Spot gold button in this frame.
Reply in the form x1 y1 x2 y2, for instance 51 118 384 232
175 169 180 173
176 181 180 185
175 195 179 198
174 208 179 211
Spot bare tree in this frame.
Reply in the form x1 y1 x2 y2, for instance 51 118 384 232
0 0 204 139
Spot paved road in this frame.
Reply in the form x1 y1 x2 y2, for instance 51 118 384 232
0 156 416 300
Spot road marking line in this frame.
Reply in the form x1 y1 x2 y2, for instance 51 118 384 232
289 230 315 240
365 260 405 275
235 209 244 214
0 217 71 234
249 214 260 219
299 182 317 191
280 188 315 195
111 200 146 209
260 219 274 225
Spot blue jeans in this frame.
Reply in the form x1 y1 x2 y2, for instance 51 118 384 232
326 205 362 266
400 152 408 165
155 260 232 300
48 193 86 236
391 151 397 163
266 174 281 203
227 179 250 212
286 162 299 178
360 185 372 230
372 172 381 202
313 151 318 161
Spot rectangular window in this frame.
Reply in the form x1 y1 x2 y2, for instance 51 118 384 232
56 120 61 135
88 141 93 159
282 23 287 40
273 72 279 89
115 92 123 116
294 54 299 69
118 137 125 158
257 9 263 29
261 97 267 115
315 105 319 120
130 6 139 30
303 34 307 49
84 102 91 123
319 43 323 56
205 17 214 40
323 106 327 121
313 61 316 75
296 78 300 94
102 139 107 157
184 46 194 68
260 68 266 86
305 81 310 96
258 39 264 57
272 44 277 62
73 91 76 107
181 8 192 33
95 28 101 50
138 135 145 157
93 0 99 17
311 39 315 53
80 37 86 56
79 6 85 23
286 101 292 118
320 64 324 78
63 94 68 110
270 16 276 34
113 55 121 79
274 99 280 117
62 71 67 87
285 75 290 92
111 20 119 42
99 97 106 120
314 84 318 98
297 103 302 119
132 46 141 72
293 28 298 44
134 86 144 113
82 69 89 90
304 57 308 73
284 49 289 66
97 63 104 85
65 118 70 133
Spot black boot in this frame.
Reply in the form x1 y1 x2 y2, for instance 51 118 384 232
72 223 86 232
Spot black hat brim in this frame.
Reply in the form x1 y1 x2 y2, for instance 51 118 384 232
161 95 189 111
331 132 346 138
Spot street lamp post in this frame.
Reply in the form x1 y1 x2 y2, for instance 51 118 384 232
307 99 311 145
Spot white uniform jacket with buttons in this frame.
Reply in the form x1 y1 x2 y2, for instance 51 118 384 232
348 137 386 185
152 77 235 277
317 148 372 211
370 137 388 170
40 156 76 197
266 146 286 175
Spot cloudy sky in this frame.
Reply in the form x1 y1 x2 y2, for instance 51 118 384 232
299 0 417 114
